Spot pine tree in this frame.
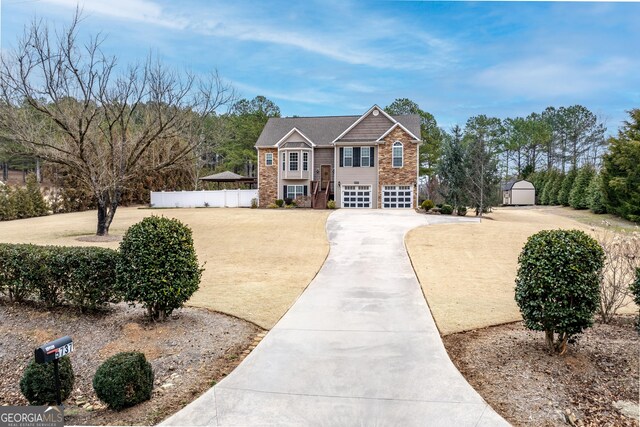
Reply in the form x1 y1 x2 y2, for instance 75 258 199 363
587 173 607 214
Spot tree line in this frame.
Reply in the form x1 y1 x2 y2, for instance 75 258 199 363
0 13 638 235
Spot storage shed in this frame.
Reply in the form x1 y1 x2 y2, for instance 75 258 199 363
502 180 535 205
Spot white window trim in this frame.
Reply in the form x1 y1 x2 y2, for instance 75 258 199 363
343 147 353 167
265 152 273 166
289 152 299 171
361 147 370 167
392 141 403 168
286 185 305 199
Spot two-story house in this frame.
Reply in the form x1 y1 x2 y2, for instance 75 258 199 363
255 105 421 209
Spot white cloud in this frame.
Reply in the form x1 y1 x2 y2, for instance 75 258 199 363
475 56 636 98
40 0 188 29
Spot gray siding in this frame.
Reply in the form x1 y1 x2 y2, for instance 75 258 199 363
313 148 334 181
335 147 377 208
339 113 393 142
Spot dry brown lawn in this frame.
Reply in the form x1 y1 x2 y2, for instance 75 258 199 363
0 207 330 329
406 207 637 336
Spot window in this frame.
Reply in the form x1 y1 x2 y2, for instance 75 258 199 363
282 152 285 171
289 152 298 171
265 152 273 166
392 142 403 167
303 152 308 171
286 185 306 199
361 147 370 167
343 147 353 167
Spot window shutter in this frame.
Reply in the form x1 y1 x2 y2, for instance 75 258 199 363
303 185 308 196
370 147 375 167
353 147 361 167
283 186 287 198
339 148 344 167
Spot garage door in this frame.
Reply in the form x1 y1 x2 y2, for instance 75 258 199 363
382 185 412 208
342 185 371 208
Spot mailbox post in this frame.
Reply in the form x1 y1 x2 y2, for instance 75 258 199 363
34 336 74 406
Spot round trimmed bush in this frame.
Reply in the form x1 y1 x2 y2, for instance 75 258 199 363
20 357 75 405
440 204 453 215
515 229 604 354
456 206 467 216
93 352 154 410
117 216 202 320
421 200 434 211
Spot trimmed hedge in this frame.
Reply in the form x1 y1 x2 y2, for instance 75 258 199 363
20 357 75 405
0 243 119 310
93 352 154 410
440 204 453 215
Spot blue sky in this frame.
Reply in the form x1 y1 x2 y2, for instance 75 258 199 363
1 0 639 133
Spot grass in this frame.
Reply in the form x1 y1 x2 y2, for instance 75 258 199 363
405 207 637 336
0 207 331 329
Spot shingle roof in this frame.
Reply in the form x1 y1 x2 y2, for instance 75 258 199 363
255 114 421 148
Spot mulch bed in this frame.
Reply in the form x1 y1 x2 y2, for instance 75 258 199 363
443 317 639 426
0 300 262 425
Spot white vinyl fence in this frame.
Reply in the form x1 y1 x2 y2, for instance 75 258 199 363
150 189 258 208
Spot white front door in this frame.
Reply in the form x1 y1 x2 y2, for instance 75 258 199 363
382 185 413 208
341 185 371 208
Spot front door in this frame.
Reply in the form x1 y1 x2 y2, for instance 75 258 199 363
321 164 331 190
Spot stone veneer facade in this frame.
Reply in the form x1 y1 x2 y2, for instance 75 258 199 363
377 127 419 208
258 148 278 206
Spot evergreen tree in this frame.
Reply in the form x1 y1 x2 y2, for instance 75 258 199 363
587 173 607 214
602 109 640 222
25 173 49 216
569 165 595 209
548 172 565 205
557 168 577 206
437 126 467 208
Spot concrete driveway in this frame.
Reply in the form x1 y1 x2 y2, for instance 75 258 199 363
161 210 509 426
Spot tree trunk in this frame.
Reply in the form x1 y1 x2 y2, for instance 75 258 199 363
545 330 555 353
95 189 120 236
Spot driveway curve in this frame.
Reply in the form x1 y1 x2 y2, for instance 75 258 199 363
161 210 509 426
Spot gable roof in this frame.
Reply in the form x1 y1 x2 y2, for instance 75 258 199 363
255 112 421 148
274 127 315 147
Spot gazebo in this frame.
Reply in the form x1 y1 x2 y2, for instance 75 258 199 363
199 171 257 189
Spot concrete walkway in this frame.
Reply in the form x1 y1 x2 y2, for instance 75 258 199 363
161 210 510 426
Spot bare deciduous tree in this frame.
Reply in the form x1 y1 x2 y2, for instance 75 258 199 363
596 226 640 323
0 13 235 235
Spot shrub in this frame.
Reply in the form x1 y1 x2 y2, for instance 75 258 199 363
284 197 293 206
0 244 119 309
569 165 595 210
421 200 434 211
0 244 43 303
515 229 604 354
25 173 49 217
93 352 154 410
587 173 607 214
55 247 120 311
440 204 453 215
275 199 284 208
267 203 278 209
327 200 336 209
631 268 640 307
20 357 75 405
116 216 203 320
456 206 467 216
250 198 258 209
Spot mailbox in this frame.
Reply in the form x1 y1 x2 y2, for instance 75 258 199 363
35 336 74 364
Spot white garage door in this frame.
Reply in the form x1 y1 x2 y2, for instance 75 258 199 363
342 185 371 208
382 185 412 208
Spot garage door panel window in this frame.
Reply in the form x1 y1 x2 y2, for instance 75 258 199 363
342 185 371 208
382 185 412 208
